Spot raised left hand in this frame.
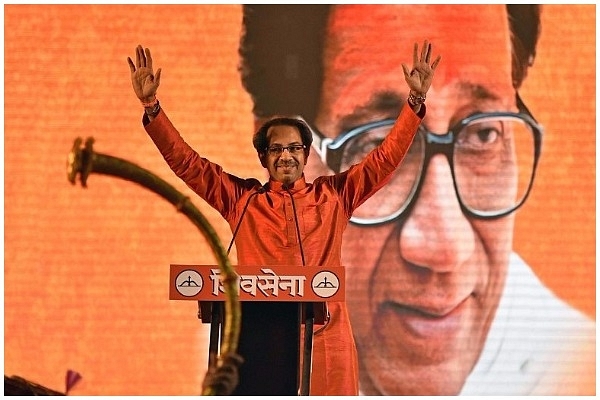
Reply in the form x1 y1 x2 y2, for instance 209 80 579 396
401 40 441 97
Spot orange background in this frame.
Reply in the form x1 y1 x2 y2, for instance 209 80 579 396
4 4 595 395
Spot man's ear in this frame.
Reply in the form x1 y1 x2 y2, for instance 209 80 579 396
258 152 267 168
304 149 310 165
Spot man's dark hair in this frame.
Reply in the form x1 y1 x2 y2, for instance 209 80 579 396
238 5 329 124
252 117 313 156
506 4 542 88
238 5 541 123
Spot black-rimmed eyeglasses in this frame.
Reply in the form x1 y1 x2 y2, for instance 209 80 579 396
310 96 543 225
265 144 306 156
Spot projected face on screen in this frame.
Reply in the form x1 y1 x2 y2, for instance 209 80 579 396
4 3 595 396
310 4 524 395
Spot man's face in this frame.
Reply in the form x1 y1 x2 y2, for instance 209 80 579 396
263 124 307 186
309 5 518 395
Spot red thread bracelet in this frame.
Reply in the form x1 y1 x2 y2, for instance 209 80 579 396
141 97 158 108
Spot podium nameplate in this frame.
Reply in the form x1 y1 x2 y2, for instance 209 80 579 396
169 264 345 302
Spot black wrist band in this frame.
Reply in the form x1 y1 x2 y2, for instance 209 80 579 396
408 92 426 107
145 100 161 117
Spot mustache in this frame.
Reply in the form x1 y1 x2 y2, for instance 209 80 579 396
276 160 298 167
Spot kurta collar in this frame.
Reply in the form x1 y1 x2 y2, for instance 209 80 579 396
268 175 308 193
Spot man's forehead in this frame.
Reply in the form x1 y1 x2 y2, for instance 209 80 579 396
267 124 302 143
317 4 513 129
326 4 509 60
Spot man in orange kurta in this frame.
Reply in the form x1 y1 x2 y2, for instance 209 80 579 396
128 42 440 395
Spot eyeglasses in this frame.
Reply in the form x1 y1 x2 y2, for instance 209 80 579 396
310 95 544 225
265 144 306 156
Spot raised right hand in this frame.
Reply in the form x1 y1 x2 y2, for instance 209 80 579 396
401 40 441 98
127 45 162 103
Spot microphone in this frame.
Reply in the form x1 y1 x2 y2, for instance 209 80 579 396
226 185 266 255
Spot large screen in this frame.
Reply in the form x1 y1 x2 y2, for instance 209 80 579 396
4 4 595 395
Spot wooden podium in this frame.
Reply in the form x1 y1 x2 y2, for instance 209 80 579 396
169 264 345 395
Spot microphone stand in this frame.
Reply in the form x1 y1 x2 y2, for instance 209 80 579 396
206 187 266 373
284 185 313 396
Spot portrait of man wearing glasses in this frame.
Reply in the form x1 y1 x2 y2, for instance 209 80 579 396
239 4 595 396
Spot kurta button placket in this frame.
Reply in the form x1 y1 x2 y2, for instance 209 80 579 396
284 194 297 243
